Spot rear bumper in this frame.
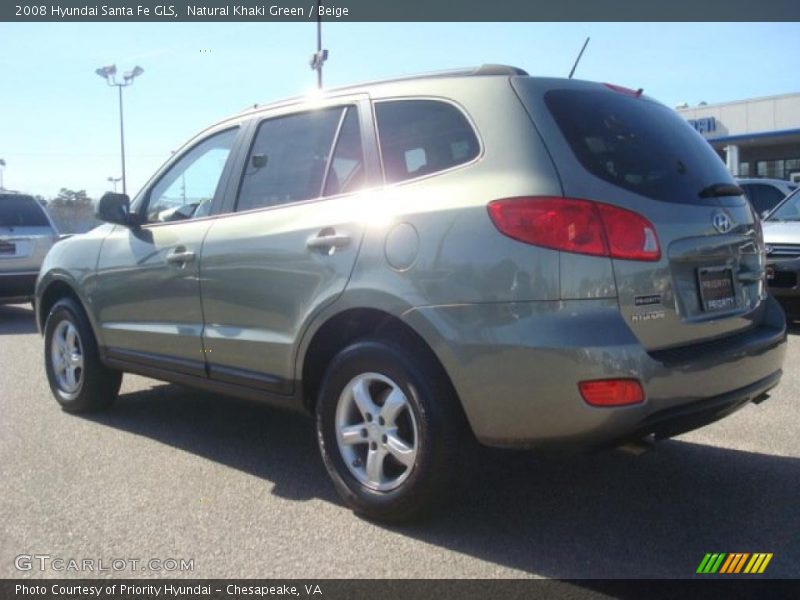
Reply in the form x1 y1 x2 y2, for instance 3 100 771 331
403 294 787 448
0 271 38 303
618 369 780 444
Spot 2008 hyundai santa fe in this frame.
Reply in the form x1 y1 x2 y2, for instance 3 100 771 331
36 65 787 521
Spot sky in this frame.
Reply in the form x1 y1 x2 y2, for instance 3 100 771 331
1 22 799 199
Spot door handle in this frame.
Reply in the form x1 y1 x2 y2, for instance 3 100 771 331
306 232 351 252
166 250 196 264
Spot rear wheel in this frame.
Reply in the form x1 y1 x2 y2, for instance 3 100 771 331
316 338 464 522
44 297 121 412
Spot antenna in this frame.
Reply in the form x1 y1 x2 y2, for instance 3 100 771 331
568 37 590 79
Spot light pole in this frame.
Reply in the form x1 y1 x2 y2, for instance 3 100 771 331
95 64 144 196
309 1 328 89
106 176 122 193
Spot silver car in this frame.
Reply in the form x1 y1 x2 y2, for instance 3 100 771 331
1 193 58 304
36 66 787 521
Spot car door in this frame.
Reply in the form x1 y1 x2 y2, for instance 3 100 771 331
199 97 377 394
93 125 243 375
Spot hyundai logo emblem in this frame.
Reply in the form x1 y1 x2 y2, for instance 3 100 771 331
712 210 733 234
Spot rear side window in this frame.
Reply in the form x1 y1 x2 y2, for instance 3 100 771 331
0 195 49 227
544 89 734 203
375 100 480 184
237 107 343 211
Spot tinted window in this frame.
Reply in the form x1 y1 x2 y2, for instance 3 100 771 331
375 100 479 184
323 107 365 196
545 89 735 203
0 195 49 227
147 128 237 223
742 183 786 216
237 108 343 211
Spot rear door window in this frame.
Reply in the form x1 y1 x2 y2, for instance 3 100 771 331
0 195 49 227
543 88 735 203
375 100 480 184
323 107 366 196
237 107 344 211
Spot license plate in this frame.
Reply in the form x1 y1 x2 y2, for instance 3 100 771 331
0 241 15 255
766 264 775 280
697 267 736 312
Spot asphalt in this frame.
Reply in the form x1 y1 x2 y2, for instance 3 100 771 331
1 302 798 579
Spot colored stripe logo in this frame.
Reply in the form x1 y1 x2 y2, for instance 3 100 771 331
696 553 773 574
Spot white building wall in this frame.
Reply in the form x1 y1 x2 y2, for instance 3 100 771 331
677 93 800 138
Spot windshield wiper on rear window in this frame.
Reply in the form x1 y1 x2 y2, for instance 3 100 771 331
698 183 744 198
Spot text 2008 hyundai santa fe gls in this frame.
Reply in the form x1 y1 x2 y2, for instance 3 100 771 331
36 65 787 521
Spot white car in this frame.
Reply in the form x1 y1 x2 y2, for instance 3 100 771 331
737 177 798 218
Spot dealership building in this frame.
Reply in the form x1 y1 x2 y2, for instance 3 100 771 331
677 92 800 183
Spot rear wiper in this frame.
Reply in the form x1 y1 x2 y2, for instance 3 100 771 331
699 183 744 198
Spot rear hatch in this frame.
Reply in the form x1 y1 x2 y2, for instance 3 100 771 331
0 194 57 272
512 77 765 351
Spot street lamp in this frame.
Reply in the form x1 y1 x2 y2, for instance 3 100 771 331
309 1 328 89
106 176 122 193
95 64 144 196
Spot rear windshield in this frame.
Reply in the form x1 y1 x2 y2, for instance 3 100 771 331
544 89 734 203
0 195 50 227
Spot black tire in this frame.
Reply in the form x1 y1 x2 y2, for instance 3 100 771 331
44 297 121 413
316 337 464 522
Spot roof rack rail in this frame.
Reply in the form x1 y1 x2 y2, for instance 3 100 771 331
237 64 530 118
471 64 529 76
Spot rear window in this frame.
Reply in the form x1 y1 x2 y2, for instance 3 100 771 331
375 100 480 184
0 195 50 227
544 89 734 203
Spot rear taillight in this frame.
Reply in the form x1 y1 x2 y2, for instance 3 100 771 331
604 83 643 97
579 379 645 407
487 197 661 262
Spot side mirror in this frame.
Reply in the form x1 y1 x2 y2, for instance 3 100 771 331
96 192 138 226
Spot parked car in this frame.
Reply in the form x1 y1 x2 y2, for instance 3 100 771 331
762 187 800 320
0 192 59 304
737 177 797 218
36 65 787 521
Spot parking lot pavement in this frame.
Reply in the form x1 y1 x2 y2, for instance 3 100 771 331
1 302 798 579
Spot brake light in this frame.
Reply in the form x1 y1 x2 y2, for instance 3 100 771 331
487 197 661 261
604 83 643 97
579 379 645 407
596 202 661 261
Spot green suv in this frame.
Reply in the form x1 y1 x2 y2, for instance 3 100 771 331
37 65 787 521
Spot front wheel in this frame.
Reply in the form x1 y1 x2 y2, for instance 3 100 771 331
44 297 121 413
316 338 464 522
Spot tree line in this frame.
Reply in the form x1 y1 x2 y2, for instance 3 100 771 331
36 188 102 234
